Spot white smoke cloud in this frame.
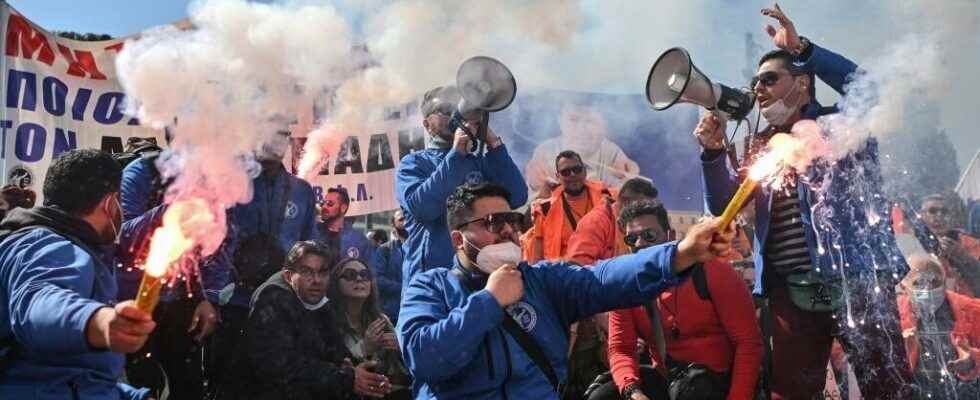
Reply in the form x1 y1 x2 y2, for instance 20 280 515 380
114 0 978 256
116 0 357 257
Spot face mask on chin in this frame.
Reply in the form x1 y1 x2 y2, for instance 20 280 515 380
462 235 522 274
760 78 802 127
911 286 946 316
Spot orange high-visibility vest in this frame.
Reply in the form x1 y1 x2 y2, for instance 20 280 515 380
531 180 613 261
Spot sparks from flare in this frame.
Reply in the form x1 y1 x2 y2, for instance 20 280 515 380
716 133 804 229
135 199 215 313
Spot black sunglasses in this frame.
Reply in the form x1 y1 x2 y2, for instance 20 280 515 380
558 165 585 177
339 269 372 282
624 228 667 247
751 70 791 88
455 211 524 233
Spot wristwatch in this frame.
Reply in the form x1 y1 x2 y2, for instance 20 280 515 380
793 36 812 58
622 382 642 399
486 135 503 149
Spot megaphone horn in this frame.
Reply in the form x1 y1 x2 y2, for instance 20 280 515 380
645 47 754 121
456 56 517 114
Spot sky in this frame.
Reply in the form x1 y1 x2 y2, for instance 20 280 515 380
8 0 978 172
7 0 194 38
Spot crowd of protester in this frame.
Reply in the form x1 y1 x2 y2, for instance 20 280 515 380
2 4 980 400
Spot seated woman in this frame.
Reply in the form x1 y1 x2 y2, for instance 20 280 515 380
329 258 412 399
588 201 763 400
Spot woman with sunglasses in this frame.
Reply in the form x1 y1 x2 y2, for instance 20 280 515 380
328 258 412 399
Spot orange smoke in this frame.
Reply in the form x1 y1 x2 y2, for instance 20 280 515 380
142 199 216 278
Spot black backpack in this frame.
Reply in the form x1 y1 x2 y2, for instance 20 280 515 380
232 233 287 293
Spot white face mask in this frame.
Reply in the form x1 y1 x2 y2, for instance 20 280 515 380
298 294 329 310
760 77 802 126
464 236 523 274
911 286 946 315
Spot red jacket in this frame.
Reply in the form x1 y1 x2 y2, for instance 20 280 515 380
898 290 980 380
566 197 629 265
608 260 762 400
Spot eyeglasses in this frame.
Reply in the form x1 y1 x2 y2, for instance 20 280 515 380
455 211 524 233
751 71 789 88
288 267 329 280
624 228 667 247
339 269 372 282
558 165 585 177
923 207 948 216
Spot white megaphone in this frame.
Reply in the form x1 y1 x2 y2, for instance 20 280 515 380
646 47 754 121
448 56 517 152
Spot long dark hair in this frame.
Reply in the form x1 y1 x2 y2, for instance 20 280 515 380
327 258 385 335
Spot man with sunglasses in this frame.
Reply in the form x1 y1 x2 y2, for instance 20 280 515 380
567 178 660 266
527 150 612 263
919 194 980 296
398 183 737 399
593 200 761 400
695 4 914 399
318 187 374 264
396 86 527 297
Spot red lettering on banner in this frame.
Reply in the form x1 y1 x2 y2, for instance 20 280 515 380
56 44 107 80
104 42 124 53
5 13 55 65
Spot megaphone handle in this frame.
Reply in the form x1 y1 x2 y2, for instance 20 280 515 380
710 110 740 170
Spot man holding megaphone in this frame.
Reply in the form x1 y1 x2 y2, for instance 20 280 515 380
397 69 529 297
688 4 914 399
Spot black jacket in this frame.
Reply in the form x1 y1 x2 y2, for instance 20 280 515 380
226 271 355 400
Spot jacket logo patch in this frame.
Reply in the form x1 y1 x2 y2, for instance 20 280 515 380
465 171 485 185
506 301 538 332
346 246 360 259
284 201 298 219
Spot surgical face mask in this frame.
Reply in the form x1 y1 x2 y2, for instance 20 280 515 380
911 286 946 315
760 78 802 126
298 293 329 311
463 235 522 274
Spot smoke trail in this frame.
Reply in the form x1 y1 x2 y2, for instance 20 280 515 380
116 0 356 259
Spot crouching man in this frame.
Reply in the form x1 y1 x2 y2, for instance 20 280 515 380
398 183 735 399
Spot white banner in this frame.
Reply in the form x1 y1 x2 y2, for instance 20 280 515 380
0 4 162 201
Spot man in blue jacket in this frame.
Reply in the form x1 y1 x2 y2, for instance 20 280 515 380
318 187 374 263
695 5 912 398
372 209 406 322
396 85 528 292
398 183 735 399
0 149 157 399
117 140 221 400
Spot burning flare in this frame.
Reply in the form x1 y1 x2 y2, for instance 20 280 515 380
135 199 216 313
717 133 804 229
